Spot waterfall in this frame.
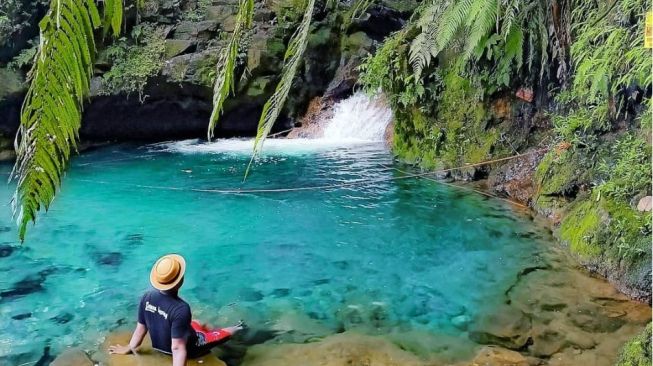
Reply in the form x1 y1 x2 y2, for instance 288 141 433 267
321 92 392 142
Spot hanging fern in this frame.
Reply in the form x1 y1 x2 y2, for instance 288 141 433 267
408 0 549 80
245 0 315 176
207 0 254 140
11 0 123 241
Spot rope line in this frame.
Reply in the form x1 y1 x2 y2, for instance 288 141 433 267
72 148 548 195
386 165 529 208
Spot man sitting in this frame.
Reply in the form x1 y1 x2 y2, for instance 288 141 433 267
108 254 243 365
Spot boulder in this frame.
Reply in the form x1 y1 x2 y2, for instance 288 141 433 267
468 306 532 350
241 332 425 366
529 330 565 357
464 346 530 366
636 196 652 212
164 39 196 58
488 147 546 205
171 20 219 42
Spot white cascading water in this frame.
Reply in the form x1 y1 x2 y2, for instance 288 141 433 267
157 92 392 154
322 92 392 142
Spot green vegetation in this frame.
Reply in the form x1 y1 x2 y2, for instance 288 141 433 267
11 0 123 241
10 0 322 238
183 0 212 22
208 0 254 140
250 0 316 162
358 0 651 296
596 134 651 202
100 23 166 99
616 323 652 366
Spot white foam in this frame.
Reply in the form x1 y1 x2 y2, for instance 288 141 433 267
153 138 381 155
322 92 392 141
153 92 393 155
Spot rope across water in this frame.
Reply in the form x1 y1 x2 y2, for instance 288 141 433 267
73 148 548 202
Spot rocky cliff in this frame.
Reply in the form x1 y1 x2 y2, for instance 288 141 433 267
0 0 416 144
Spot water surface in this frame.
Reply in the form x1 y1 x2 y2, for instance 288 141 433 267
0 140 647 365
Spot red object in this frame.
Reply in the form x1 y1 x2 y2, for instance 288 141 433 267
191 320 232 344
516 87 534 102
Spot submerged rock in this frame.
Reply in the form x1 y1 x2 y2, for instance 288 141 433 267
241 332 426 366
468 306 532 350
50 348 94 366
464 346 530 366
0 244 15 257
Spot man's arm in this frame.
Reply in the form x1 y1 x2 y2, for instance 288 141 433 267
108 322 148 355
171 337 187 366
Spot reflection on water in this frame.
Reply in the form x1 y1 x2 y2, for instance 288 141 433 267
0 141 649 365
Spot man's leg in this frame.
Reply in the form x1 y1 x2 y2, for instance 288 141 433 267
191 320 244 349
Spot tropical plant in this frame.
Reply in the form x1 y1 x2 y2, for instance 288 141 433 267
207 0 254 140
569 0 650 119
11 0 123 241
246 0 316 175
408 0 550 83
100 23 166 100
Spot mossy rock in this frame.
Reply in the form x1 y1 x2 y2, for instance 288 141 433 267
534 150 584 197
615 323 652 366
164 39 195 59
559 199 604 258
559 195 651 264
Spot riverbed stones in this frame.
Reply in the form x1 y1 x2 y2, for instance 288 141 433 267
568 304 626 333
464 346 530 366
241 332 425 366
468 305 532 349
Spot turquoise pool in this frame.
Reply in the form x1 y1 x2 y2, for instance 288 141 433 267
0 140 643 365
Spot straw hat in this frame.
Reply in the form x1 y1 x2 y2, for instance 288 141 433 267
150 254 186 291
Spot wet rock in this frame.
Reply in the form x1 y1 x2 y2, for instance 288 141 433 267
50 348 93 366
0 244 15 257
468 306 532 349
241 332 425 366
568 305 626 333
270 311 332 343
465 346 530 366
530 330 565 357
488 147 546 205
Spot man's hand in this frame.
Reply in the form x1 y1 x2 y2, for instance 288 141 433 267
108 344 132 355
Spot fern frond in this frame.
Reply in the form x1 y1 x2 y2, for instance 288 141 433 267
11 0 122 241
462 0 498 60
245 0 316 177
408 0 450 76
207 0 254 140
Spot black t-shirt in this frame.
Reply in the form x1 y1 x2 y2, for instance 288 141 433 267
137 289 199 354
